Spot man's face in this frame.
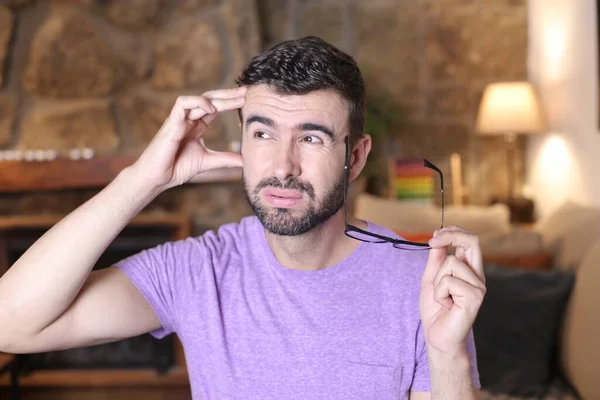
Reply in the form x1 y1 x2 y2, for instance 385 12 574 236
240 84 349 236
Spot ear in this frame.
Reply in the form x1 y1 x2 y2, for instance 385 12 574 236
348 134 372 181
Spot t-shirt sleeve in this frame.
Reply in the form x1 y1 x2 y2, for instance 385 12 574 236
410 322 481 392
115 238 198 339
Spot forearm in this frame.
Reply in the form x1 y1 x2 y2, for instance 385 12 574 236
427 346 479 400
0 166 160 341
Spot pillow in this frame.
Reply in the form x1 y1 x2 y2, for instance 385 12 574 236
473 264 575 397
353 193 440 233
560 238 600 400
479 229 543 256
444 203 511 236
534 200 600 270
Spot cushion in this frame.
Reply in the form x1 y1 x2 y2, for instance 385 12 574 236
473 264 575 397
560 237 600 400
479 229 543 256
354 194 511 237
444 203 511 236
534 200 600 271
354 193 440 233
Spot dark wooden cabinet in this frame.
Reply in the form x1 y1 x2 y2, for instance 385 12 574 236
0 213 191 388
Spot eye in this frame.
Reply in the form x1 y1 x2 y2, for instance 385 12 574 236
253 131 271 139
301 135 323 144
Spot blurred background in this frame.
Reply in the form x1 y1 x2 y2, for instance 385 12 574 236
0 0 598 399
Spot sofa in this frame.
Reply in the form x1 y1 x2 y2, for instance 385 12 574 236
354 194 600 400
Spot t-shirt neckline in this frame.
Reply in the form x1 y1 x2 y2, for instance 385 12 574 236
253 216 371 280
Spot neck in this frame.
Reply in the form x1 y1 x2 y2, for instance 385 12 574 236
264 212 367 271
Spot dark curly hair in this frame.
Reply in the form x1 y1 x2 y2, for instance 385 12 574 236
235 36 365 145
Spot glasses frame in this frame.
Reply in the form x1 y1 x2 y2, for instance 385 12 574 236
342 136 445 250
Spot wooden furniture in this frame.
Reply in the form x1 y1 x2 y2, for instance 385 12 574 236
0 153 242 193
0 152 242 388
0 212 193 388
483 251 553 271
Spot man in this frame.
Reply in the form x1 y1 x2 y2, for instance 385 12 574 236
0 36 485 399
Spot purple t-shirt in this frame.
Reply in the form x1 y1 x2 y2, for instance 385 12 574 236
116 216 480 399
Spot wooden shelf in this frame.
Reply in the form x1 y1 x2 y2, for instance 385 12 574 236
0 212 192 388
0 154 242 193
0 367 189 387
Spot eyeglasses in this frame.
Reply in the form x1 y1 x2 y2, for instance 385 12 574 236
342 136 444 250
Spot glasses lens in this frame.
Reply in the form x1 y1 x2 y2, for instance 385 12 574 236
345 229 387 243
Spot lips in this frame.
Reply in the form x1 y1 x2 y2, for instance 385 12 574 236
263 188 303 199
262 188 303 207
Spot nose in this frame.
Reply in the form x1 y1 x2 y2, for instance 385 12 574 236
271 140 301 181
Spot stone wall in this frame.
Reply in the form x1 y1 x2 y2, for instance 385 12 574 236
0 0 258 232
0 0 528 230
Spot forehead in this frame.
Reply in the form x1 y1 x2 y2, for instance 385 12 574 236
242 84 349 126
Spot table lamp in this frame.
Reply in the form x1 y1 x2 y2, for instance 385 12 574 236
475 81 548 200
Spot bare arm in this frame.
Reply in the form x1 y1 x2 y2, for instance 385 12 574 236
0 88 246 354
0 168 161 353
409 348 481 400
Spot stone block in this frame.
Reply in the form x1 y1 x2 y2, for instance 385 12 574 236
222 0 260 141
178 0 220 11
0 94 15 146
0 7 14 88
103 0 164 30
426 3 527 82
427 85 476 122
18 99 119 150
117 91 225 151
394 121 471 160
297 4 344 50
105 27 152 80
256 0 290 49
2 0 33 8
22 9 123 97
152 17 224 90
353 1 422 113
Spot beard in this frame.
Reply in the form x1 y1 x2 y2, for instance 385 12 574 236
243 172 346 236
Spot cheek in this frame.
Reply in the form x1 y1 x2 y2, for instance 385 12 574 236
303 161 337 193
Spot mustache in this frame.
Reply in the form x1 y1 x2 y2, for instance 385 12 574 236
254 177 315 199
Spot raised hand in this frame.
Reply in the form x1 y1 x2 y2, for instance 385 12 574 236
419 226 487 356
131 86 247 192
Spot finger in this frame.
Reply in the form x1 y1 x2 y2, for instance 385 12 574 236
421 246 447 288
186 113 219 140
171 96 216 122
433 255 485 291
201 150 243 170
434 275 485 311
429 229 483 282
210 97 246 112
203 86 248 99
454 246 484 284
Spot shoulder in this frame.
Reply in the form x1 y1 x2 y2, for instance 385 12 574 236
199 215 260 253
123 216 259 264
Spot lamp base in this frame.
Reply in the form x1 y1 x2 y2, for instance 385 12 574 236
490 196 535 224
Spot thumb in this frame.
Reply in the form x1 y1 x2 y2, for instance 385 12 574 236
202 150 243 170
421 246 446 288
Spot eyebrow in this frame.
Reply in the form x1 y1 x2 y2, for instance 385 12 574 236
245 114 334 139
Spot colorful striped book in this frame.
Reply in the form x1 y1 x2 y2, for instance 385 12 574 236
390 159 434 203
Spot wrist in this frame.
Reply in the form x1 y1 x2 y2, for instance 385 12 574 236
113 165 164 206
426 342 469 362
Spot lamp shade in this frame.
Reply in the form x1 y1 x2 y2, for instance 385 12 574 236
475 81 548 135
